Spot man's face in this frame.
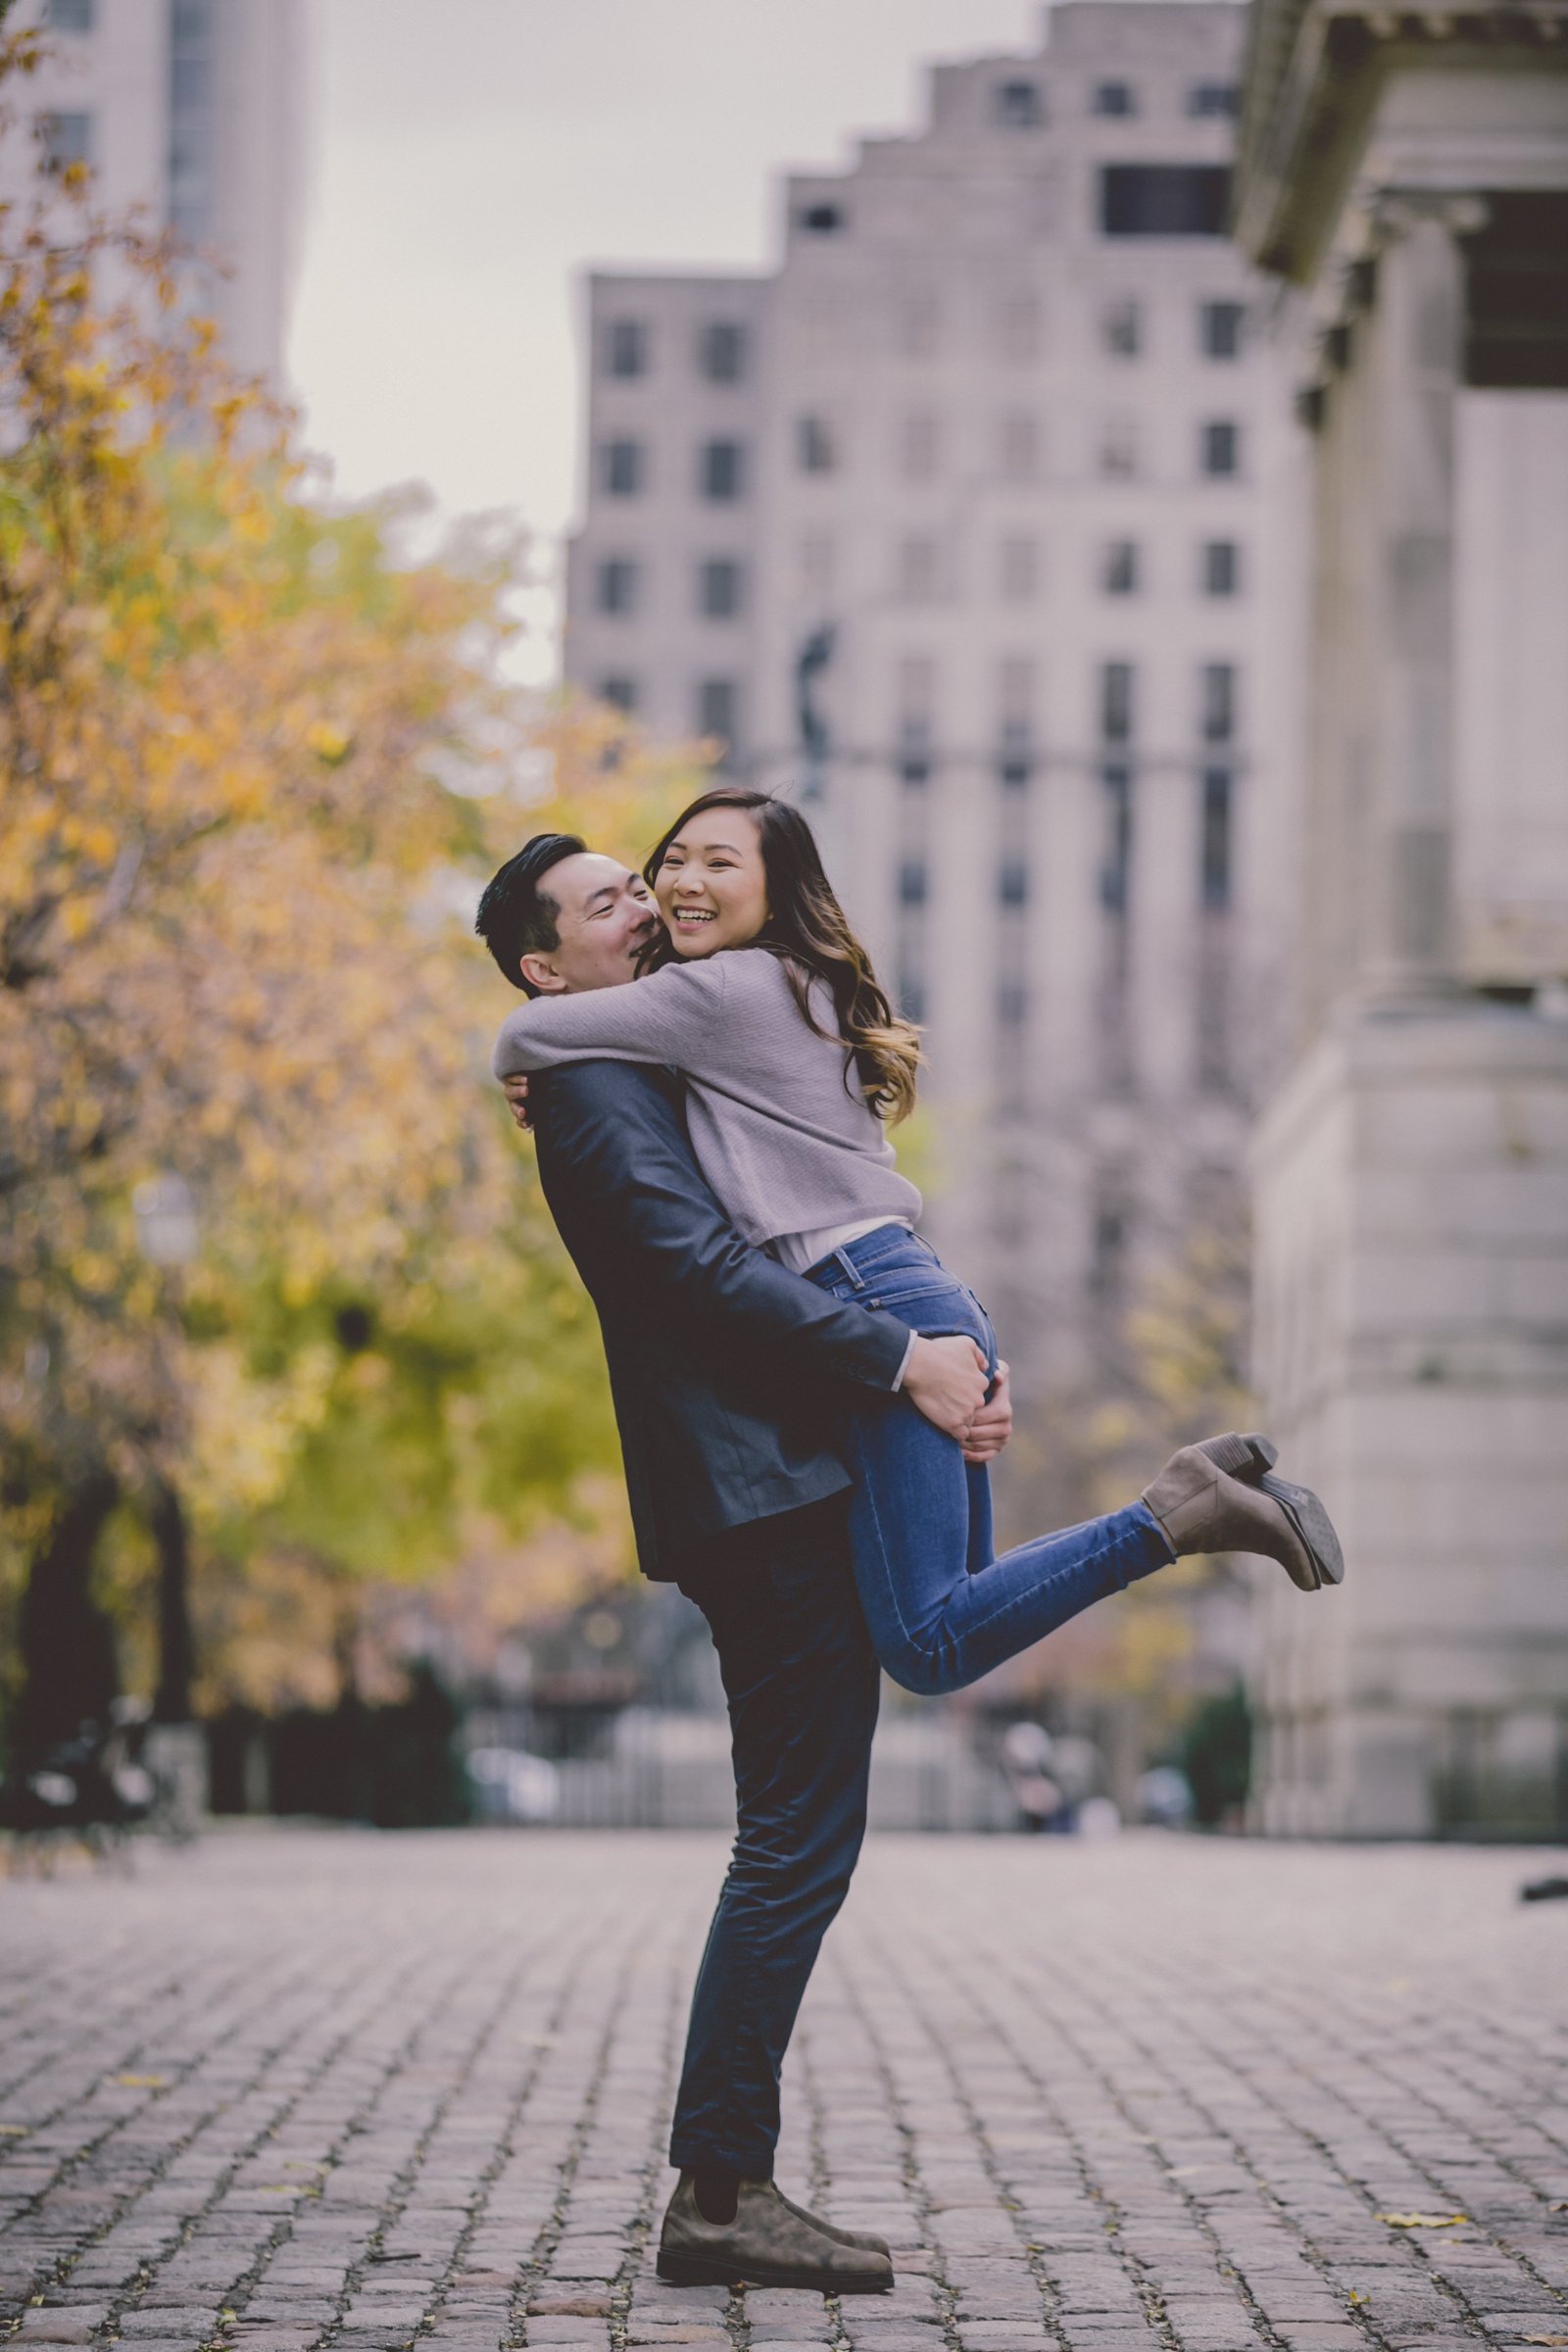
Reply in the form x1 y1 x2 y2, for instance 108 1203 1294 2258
519 852 660 996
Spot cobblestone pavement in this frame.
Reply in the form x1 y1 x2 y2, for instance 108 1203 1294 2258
1 1830 1565 2352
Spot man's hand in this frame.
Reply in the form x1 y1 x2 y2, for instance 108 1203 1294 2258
501 1072 532 1133
902 1333 990 1440
962 1360 1012 1464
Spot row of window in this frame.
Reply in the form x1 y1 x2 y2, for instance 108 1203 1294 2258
985 74 1237 125
1097 660 1238 743
798 165 1233 243
794 414 1244 483
893 765 1236 935
603 317 749 385
600 297 1245 381
598 410 1244 499
595 557 745 618
592 530 1244 617
596 666 1240 758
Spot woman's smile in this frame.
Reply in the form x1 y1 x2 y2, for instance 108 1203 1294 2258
654 806 769 955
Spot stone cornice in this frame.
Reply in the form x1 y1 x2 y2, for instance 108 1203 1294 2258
1233 0 1568 280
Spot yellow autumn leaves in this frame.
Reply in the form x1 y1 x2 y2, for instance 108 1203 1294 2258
0 16 700 1711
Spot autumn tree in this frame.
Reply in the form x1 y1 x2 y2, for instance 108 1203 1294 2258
0 22 695 1757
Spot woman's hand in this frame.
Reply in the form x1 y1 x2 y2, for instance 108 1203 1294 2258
962 1361 1012 1464
501 1073 532 1132
902 1333 991 1440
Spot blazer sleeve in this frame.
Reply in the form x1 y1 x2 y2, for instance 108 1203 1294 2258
533 1062 910 1391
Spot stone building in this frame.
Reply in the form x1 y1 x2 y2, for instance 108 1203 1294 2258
7 0 305 387
1234 0 1568 1833
565 3 1302 1436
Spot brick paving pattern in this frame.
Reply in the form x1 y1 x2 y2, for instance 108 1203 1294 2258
1 1830 1564 2352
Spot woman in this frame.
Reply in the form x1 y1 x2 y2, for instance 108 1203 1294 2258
494 787 1342 1694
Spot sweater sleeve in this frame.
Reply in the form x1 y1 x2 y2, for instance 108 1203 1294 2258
493 956 729 1080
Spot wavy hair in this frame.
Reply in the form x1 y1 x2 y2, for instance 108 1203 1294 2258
641 788 923 1125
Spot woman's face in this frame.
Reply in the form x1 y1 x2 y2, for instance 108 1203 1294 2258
654 807 769 956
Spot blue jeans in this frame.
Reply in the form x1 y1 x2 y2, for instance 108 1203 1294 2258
669 1493 879 2178
807 1225 1174 1695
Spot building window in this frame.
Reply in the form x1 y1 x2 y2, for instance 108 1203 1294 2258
699 559 743 618
1000 757 1031 791
899 411 940 482
700 438 745 501
999 411 1040 482
897 538 940 603
996 294 1042 363
46 0 95 28
998 859 1029 908
898 972 926 1023
796 415 836 474
998 980 1029 1027
596 559 639 616
1100 764 1134 910
41 111 93 172
605 318 648 379
1101 661 1134 743
1102 165 1231 237
999 657 1034 741
800 201 845 233
894 294 941 357
167 0 215 240
999 537 1039 604
599 676 637 714
1200 300 1246 359
602 440 643 497
1201 662 1236 742
799 533 835 597
1203 540 1240 596
899 859 928 907
1102 540 1139 596
1093 80 1137 117
1200 768 1233 908
698 320 747 382
1102 298 1142 358
1201 418 1240 476
897 656 935 743
1100 416 1139 478
1188 81 1239 117
900 756 930 790
698 678 739 757
995 78 1044 127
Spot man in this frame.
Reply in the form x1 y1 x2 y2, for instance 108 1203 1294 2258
475 833 1009 2294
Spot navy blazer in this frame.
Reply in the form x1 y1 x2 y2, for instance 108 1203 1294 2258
530 1059 910 1580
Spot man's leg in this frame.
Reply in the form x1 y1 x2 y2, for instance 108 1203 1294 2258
669 1490 880 2188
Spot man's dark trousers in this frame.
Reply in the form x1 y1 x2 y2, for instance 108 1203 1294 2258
668 1492 880 2180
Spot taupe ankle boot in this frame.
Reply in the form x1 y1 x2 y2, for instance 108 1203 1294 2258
657 2174 894 2291
1143 1435 1344 1592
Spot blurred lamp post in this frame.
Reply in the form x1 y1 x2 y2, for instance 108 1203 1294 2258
133 1173 206 1832
795 622 835 804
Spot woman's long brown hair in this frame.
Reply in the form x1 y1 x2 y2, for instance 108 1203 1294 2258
641 788 923 1125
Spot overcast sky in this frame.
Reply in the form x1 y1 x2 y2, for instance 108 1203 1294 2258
287 0 1045 674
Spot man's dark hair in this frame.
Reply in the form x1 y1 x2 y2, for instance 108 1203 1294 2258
475 833 587 995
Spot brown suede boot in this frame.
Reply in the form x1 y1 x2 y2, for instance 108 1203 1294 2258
657 2174 894 2291
770 2181 891 2257
1143 1436 1343 1592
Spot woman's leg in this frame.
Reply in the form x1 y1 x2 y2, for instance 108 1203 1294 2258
805 1231 1171 1695
839 1381 1173 1695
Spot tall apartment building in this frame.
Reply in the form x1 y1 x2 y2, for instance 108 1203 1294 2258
7 0 305 386
565 3 1300 1441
